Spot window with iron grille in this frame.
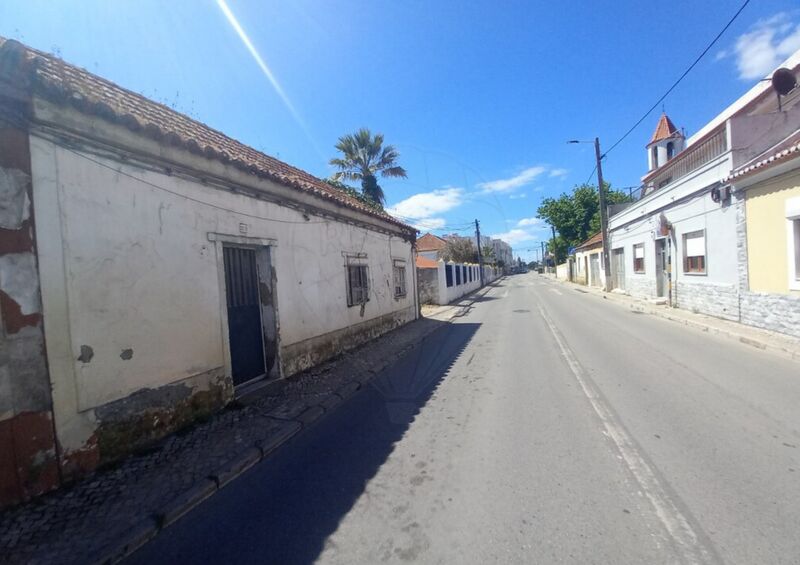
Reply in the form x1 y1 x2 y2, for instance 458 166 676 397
633 243 645 273
455 264 462 285
683 230 706 274
393 261 407 298
346 264 369 306
445 264 453 287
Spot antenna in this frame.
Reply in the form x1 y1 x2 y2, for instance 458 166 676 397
772 68 797 112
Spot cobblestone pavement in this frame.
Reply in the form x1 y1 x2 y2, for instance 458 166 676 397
0 308 468 565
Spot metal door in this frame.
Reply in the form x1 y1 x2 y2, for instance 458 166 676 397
655 239 668 297
612 248 625 290
223 246 266 386
589 253 600 287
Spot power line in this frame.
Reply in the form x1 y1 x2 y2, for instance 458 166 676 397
602 0 751 158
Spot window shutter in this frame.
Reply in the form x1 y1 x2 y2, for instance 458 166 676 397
685 233 705 257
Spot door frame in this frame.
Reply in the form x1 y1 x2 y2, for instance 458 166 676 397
655 237 667 297
611 247 626 290
208 233 282 391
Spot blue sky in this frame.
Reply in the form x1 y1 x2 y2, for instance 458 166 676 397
2 1 799 261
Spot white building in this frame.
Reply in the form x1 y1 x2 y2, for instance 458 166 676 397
0 39 417 505
608 50 800 323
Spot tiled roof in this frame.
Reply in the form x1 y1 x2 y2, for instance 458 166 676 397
0 38 414 233
575 232 602 250
726 132 800 182
417 233 447 252
415 255 439 268
649 113 680 145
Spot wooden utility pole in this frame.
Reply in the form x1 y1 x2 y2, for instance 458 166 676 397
595 137 612 292
475 219 485 286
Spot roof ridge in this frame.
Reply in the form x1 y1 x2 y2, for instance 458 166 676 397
0 36 413 232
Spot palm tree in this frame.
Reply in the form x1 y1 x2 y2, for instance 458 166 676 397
329 128 407 206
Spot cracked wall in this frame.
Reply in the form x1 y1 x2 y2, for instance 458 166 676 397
0 124 59 508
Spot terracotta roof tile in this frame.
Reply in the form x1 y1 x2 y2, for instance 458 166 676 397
575 232 602 250
0 37 414 232
649 113 680 145
415 255 439 268
416 233 447 252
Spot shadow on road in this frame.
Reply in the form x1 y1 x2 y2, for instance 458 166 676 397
126 321 480 565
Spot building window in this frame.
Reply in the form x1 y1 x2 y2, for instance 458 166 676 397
666 142 674 160
633 243 645 273
445 264 453 287
346 264 369 306
788 197 800 290
393 261 407 298
683 230 706 274
793 219 800 283
651 146 659 168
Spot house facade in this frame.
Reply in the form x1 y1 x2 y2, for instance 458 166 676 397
574 232 605 287
728 135 800 337
0 39 418 507
608 50 800 324
416 232 447 260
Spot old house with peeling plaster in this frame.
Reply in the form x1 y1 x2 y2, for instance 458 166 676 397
0 38 419 507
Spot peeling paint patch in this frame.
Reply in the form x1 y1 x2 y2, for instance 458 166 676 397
78 345 94 363
120 348 133 360
0 168 31 230
0 252 41 315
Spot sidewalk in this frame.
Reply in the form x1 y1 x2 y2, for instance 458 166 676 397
0 286 493 565
546 275 800 362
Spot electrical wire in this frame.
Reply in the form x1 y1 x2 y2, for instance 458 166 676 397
602 0 751 158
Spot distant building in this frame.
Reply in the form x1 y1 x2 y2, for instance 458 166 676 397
417 232 448 260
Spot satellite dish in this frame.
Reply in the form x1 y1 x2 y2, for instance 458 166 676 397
772 68 797 96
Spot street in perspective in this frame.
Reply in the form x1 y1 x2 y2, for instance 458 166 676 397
2 1 800 564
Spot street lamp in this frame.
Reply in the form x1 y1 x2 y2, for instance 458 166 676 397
567 138 612 292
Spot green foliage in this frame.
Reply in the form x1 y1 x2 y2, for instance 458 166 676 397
329 128 407 206
537 182 631 262
324 178 384 211
441 238 478 263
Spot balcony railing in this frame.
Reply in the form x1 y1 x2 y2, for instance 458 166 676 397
642 126 728 197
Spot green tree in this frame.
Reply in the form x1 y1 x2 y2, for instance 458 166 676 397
481 245 496 265
537 182 631 262
441 238 478 263
329 128 407 206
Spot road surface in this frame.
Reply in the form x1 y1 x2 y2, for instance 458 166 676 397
127 273 800 564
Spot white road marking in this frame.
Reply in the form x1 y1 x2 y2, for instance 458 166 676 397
537 302 715 565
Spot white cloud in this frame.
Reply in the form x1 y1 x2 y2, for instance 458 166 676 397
727 13 800 80
516 217 543 227
386 187 464 221
549 168 568 178
478 166 547 193
412 217 446 231
491 228 538 245
509 193 528 200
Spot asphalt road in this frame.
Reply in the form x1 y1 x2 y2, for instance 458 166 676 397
127 273 800 564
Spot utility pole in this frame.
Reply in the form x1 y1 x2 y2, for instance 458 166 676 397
551 224 557 278
475 219 485 286
540 241 545 272
595 137 612 292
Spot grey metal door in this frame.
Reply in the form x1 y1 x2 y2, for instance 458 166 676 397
589 253 600 287
655 239 667 297
223 246 266 386
612 248 625 290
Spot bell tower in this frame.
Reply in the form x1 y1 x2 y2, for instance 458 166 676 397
647 113 684 171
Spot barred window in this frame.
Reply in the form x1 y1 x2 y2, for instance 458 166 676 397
346 264 369 306
393 261 407 297
445 264 453 287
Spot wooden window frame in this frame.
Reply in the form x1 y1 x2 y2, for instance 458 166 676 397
393 260 407 298
633 243 645 274
682 230 707 275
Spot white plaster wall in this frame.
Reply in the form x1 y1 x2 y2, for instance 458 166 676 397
610 150 739 299
31 138 415 425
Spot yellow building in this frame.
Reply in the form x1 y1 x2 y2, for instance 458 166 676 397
729 136 800 337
